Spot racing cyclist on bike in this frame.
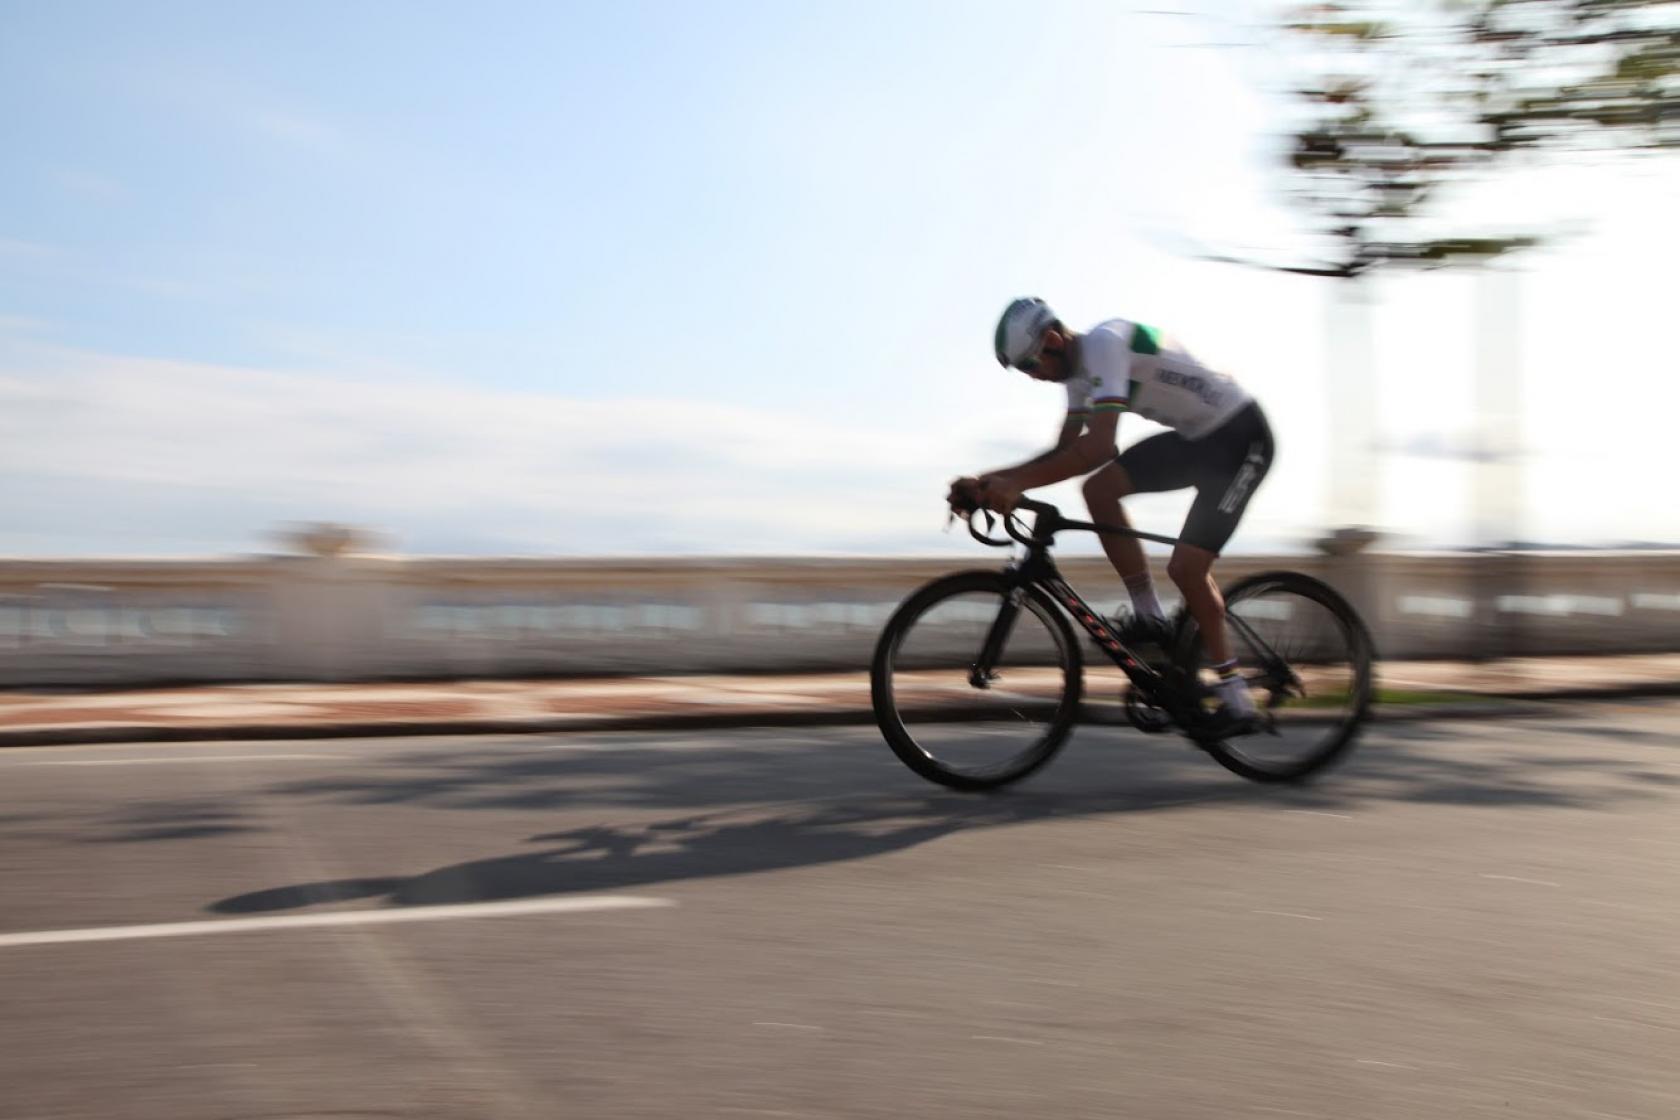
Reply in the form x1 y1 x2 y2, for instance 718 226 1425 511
949 297 1275 735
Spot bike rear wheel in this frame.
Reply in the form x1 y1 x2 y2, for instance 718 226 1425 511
1173 571 1375 783
871 571 1082 791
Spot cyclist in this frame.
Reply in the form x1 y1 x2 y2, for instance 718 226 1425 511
949 296 1275 734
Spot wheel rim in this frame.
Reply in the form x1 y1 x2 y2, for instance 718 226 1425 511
884 587 1073 782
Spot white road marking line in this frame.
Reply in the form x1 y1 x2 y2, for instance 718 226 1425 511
752 1022 823 1031
1593 1015 1679 1033
18 754 341 767
1601 994 1680 1012
1479 874 1561 887
1251 910 1324 921
971 1035 1044 1045
531 738 732 752
1356 1060 1417 1070
1282 810 1353 820
0 895 675 949
1502 1074 1582 1093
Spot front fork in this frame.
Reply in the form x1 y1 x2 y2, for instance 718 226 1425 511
969 587 1025 688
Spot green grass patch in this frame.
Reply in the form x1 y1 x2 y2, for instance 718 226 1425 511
1268 687 1509 709
1374 688 1507 707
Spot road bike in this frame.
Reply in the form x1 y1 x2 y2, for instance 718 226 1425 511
870 498 1375 790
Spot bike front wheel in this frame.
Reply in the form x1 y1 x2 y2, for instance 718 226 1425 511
871 571 1083 791
1174 570 1376 783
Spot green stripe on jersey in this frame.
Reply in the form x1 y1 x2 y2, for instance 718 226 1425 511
1130 324 1160 355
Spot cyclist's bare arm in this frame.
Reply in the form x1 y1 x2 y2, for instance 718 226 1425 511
966 413 1082 479
984 409 1119 492
951 413 1083 510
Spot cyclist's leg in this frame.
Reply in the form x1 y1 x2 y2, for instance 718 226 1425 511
1100 433 1198 624
1080 462 1146 587
1169 405 1275 711
1171 540 1256 723
1167 544 1231 661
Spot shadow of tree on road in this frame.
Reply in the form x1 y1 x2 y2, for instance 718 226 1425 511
79 801 257 844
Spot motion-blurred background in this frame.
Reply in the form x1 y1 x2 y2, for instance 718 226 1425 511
3 0 1676 682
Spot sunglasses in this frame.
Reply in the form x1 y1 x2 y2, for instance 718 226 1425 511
1015 335 1058 373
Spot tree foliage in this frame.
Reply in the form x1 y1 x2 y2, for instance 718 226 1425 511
1279 0 1679 274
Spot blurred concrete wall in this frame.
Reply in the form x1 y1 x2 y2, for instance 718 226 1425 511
1 548 1676 686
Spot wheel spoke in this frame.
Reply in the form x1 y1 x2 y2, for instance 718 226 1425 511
1183 574 1373 782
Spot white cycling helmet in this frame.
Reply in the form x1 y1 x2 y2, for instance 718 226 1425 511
993 296 1059 368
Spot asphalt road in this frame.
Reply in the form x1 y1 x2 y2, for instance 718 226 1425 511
1 700 1677 1120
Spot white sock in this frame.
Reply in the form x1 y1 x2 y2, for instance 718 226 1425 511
1212 658 1256 715
1124 572 1165 623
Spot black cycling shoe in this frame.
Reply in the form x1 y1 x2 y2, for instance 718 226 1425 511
1108 614 1172 652
1102 615 1173 671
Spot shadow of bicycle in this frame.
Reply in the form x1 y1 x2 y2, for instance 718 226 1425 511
191 708 1675 915
209 780 1249 913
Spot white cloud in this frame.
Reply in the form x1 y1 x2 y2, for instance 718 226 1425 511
0 237 234 303
0 314 51 334
52 168 125 203
250 110 342 152
0 238 61 261
0 342 1014 557
0 326 1351 558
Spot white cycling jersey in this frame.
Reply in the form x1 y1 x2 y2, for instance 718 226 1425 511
1064 318 1251 440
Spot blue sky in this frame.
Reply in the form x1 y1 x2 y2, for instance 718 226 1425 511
4 1 1266 395
2 1 1675 556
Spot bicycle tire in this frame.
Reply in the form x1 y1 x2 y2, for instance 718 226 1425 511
871 570 1083 791
1173 570 1376 783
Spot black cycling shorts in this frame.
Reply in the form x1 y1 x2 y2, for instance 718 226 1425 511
1114 402 1274 555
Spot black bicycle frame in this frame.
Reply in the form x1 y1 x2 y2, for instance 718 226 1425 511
1001 546 1154 677
976 500 1203 723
